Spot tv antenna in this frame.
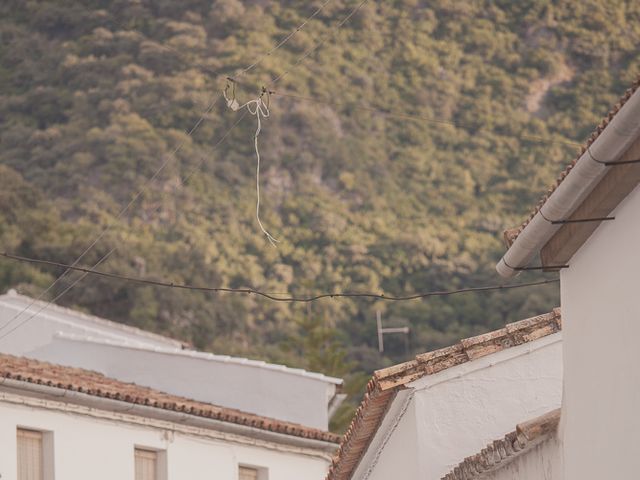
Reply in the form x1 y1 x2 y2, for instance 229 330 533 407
376 310 410 354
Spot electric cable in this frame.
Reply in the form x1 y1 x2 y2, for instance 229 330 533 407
0 93 223 334
235 0 334 78
0 252 559 304
1 0 336 334
0 249 115 343
267 0 371 87
0 110 247 336
270 90 582 148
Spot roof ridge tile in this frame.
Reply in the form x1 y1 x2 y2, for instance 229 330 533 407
441 409 561 480
327 310 562 480
0 353 340 444
504 75 640 247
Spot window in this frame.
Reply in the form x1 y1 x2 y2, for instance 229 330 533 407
135 449 157 480
239 465 267 480
238 466 258 480
17 429 43 480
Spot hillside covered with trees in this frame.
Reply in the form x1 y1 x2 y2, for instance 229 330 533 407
1 0 639 430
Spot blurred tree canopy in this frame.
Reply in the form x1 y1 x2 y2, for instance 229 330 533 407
1 0 638 431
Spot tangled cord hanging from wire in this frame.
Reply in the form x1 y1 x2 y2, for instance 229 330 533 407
224 82 279 246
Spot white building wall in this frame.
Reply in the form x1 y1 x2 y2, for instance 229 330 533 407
560 183 640 480
28 336 336 430
353 334 563 480
484 437 562 480
0 293 342 430
413 336 562 479
364 397 420 480
0 292 182 352
0 394 331 480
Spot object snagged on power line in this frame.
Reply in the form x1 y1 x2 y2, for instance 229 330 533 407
224 80 280 246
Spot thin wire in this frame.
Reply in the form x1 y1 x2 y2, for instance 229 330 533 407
224 0 371 242
0 94 223 334
0 252 559 303
0 249 115 343
268 0 371 86
2 0 331 333
87 0 578 151
271 91 582 148
0 109 247 337
81 0 334 86
235 0 334 78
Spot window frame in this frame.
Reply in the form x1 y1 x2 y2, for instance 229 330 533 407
16 427 54 480
238 464 268 480
134 446 167 480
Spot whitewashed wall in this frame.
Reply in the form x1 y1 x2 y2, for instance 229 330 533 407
0 393 331 480
28 335 339 430
0 292 181 352
356 334 563 480
355 391 420 480
484 437 562 480
0 293 342 430
560 183 640 480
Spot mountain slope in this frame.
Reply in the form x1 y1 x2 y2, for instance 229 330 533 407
1 0 638 430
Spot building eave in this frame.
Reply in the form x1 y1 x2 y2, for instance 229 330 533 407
0 353 341 446
441 409 560 480
0 380 338 457
326 310 561 480
497 78 640 277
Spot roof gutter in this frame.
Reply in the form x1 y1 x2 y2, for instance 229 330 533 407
497 89 640 278
0 377 338 456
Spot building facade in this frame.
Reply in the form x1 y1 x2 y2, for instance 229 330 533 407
0 354 339 480
497 76 640 478
326 311 563 480
0 291 343 430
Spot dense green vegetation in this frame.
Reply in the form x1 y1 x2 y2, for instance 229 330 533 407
1 0 638 431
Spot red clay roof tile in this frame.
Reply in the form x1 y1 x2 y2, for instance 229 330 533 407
0 353 341 444
326 309 561 480
505 76 640 247
441 409 560 480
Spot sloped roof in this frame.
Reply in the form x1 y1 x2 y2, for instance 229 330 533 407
52 332 343 385
504 76 640 247
326 309 562 480
442 408 560 480
0 290 184 348
0 353 341 444
0 291 342 385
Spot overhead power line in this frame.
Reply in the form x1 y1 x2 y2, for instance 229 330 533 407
86 0 579 151
0 250 115 342
0 252 559 303
267 0 371 86
2 1 333 337
236 0 334 78
0 93 223 334
0 110 248 337
269 90 582 148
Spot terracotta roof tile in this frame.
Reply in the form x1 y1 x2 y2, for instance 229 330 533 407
505 76 640 247
326 309 561 480
441 409 561 480
0 354 341 444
